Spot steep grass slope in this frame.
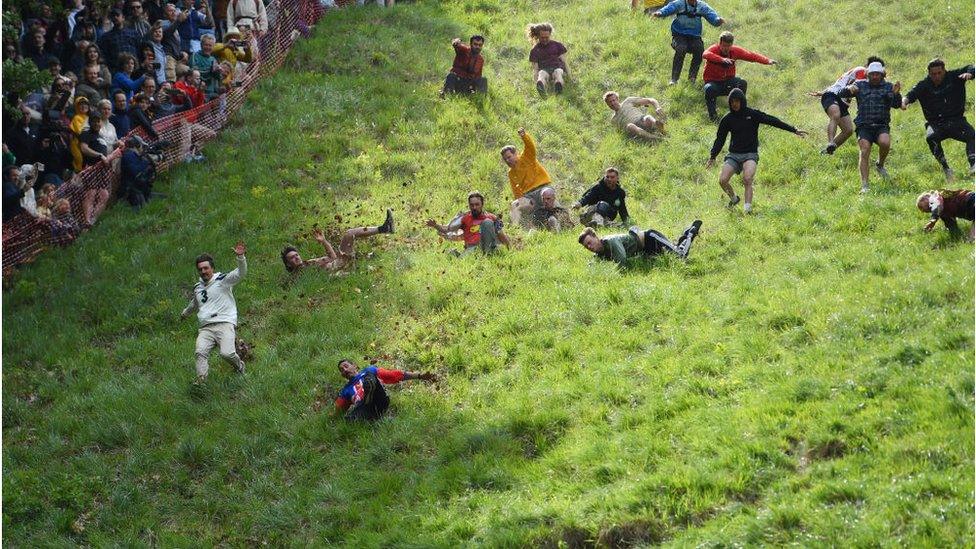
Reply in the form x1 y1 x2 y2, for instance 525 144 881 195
3 0 974 545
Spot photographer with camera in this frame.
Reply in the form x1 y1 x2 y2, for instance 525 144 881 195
36 129 72 187
212 27 253 79
153 82 192 118
127 92 160 140
176 0 214 54
120 135 169 210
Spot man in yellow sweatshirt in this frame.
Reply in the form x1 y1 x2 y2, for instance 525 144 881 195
501 128 557 227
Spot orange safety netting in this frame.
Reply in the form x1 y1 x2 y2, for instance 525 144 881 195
2 0 327 274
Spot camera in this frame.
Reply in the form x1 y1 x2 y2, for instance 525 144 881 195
152 62 161 70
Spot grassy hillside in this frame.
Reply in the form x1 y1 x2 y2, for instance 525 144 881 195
3 0 974 545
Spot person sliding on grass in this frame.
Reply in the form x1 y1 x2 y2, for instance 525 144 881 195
578 220 702 267
441 35 487 97
702 31 776 121
574 167 631 227
807 60 880 155
181 242 247 385
280 210 395 273
332 359 437 421
426 191 511 255
530 187 575 231
527 22 568 96
501 128 557 227
838 61 901 193
916 189 975 241
651 0 724 85
902 59 975 181
604 91 666 141
707 88 807 213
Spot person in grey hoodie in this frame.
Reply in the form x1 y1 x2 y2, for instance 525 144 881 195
181 241 247 384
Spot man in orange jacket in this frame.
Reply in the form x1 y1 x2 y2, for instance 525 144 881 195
702 31 776 121
500 127 558 227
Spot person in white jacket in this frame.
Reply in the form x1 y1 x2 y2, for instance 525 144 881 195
181 241 248 384
226 0 268 34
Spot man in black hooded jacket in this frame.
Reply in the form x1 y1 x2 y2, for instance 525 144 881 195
574 167 631 226
707 88 806 213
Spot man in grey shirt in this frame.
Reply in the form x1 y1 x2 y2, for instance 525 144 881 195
181 241 247 384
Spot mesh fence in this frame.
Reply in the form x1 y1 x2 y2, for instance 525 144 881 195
2 0 327 274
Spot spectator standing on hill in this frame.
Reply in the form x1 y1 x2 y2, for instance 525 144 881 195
191 34 222 97
501 128 558 227
707 88 807 213
3 166 26 221
78 114 110 167
604 91 666 141
441 35 487 97
111 91 133 138
578 220 702 267
652 0 724 85
69 96 91 172
527 23 568 95
227 0 268 34
180 242 248 385
128 92 160 139
902 59 975 181
702 31 776 121
281 210 396 273
574 167 631 227
426 192 511 255
916 189 974 241
332 359 436 421
837 61 901 193
113 53 148 102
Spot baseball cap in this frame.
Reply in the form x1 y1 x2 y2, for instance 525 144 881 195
866 61 885 74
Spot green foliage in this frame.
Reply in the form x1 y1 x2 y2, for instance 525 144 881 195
2 59 48 119
2 0 974 545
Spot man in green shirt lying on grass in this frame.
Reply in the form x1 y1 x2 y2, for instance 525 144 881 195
578 220 701 267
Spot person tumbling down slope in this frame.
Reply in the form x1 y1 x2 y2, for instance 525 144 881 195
707 88 807 213
332 359 437 421
426 191 511 255
281 210 395 273
604 91 667 141
579 220 702 267
916 189 974 241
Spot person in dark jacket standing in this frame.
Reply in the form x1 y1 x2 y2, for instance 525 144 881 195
652 0 724 85
707 88 806 213
902 59 975 181
441 35 487 97
838 61 901 193
574 167 631 227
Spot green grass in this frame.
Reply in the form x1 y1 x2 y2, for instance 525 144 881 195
3 0 974 545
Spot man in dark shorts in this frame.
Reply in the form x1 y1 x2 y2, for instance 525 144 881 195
441 35 487 97
916 189 975 240
707 88 807 213
332 359 437 421
808 60 882 154
838 61 902 193
902 59 975 181
527 22 568 95
578 220 702 267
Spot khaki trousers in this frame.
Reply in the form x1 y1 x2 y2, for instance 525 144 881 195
194 322 242 376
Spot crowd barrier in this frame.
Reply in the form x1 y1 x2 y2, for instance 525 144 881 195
2 0 328 274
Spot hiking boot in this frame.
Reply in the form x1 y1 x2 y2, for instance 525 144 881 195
536 81 546 96
875 161 890 180
554 81 563 94
943 166 955 182
821 143 837 155
727 195 741 208
379 208 395 233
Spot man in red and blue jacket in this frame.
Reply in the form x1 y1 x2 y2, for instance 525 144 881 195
333 359 437 420
441 35 487 97
702 31 776 121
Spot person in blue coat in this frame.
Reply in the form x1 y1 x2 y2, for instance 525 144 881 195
652 0 724 85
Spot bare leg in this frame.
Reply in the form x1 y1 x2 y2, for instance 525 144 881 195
741 160 758 213
857 139 872 190
339 226 381 255
825 104 841 144
877 133 891 167
718 162 737 202
626 122 663 142
509 200 523 226
836 116 854 148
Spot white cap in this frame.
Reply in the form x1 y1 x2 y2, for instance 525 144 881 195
866 61 885 74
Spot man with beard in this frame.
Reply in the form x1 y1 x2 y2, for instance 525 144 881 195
441 35 487 97
426 191 511 255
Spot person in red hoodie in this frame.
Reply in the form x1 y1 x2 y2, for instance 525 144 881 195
441 35 487 97
702 31 776 121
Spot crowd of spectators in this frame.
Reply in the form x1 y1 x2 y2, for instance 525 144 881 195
2 0 266 235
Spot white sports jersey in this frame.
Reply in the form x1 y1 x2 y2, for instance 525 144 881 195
182 255 247 326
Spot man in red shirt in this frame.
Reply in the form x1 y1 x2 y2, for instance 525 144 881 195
917 189 975 240
441 35 487 97
425 191 511 255
174 68 206 108
702 31 776 121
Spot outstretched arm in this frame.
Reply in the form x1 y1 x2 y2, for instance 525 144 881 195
180 295 198 319
313 228 339 259
519 128 537 161
222 241 248 285
758 112 805 136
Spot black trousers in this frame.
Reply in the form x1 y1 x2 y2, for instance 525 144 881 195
925 117 975 169
345 372 390 421
642 222 699 259
443 73 488 94
704 77 748 120
670 33 704 82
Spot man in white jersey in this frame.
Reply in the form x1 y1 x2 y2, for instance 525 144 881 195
808 56 883 155
181 241 247 384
